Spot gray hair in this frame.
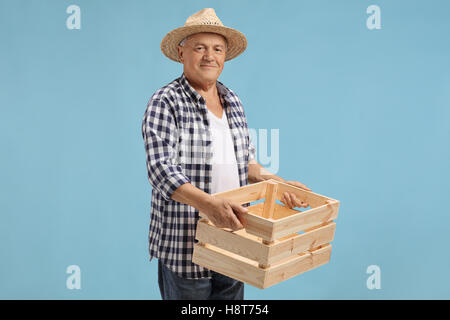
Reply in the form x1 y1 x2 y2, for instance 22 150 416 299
179 36 189 47
178 34 228 50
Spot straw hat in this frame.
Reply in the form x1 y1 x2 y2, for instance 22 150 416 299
160 8 247 63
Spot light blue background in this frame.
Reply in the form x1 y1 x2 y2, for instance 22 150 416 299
1 0 449 299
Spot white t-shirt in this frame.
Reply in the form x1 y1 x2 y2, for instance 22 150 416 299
207 108 241 194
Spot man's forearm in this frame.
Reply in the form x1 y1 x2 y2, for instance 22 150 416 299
171 160 286 209
171 182 247 230
248 159 286 184
170 182 213 213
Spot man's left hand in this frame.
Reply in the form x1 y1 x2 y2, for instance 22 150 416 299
280 180 311 209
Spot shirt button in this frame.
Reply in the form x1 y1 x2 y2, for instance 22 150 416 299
205 177 209 183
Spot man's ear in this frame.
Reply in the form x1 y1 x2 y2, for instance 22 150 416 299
177 46 183 62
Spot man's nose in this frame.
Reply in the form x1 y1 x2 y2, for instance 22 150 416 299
202 48 214 61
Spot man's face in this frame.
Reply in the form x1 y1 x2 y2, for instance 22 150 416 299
177 32 227 85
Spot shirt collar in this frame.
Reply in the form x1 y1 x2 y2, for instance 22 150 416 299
180 73 204 103
179 73 232 105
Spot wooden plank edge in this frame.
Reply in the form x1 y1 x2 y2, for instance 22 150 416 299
267 222 336 265
195 220 269 263
211 180 269 204
263 244 332 289
244 213 275 241
192 243 267 289
270 179 331 208
271 201 340 239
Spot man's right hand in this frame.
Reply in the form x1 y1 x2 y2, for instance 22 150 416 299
170 183 248 231
202 196 248 231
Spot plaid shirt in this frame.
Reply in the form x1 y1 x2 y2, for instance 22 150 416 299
141 73 256 279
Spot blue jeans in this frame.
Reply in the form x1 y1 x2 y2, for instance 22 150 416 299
158 259 244 300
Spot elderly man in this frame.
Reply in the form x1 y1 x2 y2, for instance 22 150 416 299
142 8 311 300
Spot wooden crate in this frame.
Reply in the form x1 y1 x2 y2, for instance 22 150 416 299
192 179 340 289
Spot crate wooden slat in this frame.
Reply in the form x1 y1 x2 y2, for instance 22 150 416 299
193 243 333 289
195 219 336 266
193 179 340 289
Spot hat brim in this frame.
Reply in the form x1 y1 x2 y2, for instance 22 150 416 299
160 25 247 63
